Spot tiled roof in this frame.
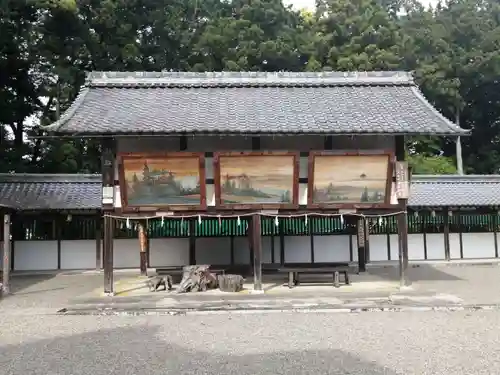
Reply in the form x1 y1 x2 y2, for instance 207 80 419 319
409 175 500 207
0 173 496 211
0 174 101 211
45 71 468 136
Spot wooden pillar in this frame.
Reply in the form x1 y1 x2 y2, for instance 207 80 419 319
364 218 370 263
103 214 114 295
357 218 366 272
252 214 262 291
189 219 196 265
95 213 102 270
493 212 498 258
397 204 409 287
138 221 147 276
55 216 62 270
395 135 410 287
2 213 11 295
101 137 115 294
443 208 451 261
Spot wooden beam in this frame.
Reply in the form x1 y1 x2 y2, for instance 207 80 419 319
1 214 11 295
252 214 263 291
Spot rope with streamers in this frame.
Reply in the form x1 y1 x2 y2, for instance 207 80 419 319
105 211 407 230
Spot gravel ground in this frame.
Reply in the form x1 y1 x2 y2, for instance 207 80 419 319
1 310 500 375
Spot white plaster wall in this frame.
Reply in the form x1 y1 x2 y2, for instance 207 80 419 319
10 232 500 271
313 235 351 262
149 238 189 267
369 235 389 261
195 237 231 265
456 233 496 259
283 236 311 263
14 240 58 271
262 236 281 264
60 240 100 270
408 233 425 260
233 237 251 264
113 239 140 268
449 233 461 260
425 234 445 260
389 234 399 261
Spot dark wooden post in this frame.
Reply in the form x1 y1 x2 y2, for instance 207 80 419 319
189 219 196 265
101 137 115 295
397 206 409 286
364 218 371 263
395 135 410 287
443 208 451 261
55 216 62 270
493 212 498 258
357 218 366 272
252 214 263 291
1 213 11 295
103 214 114 294
138 221 147 276
95 213 102 270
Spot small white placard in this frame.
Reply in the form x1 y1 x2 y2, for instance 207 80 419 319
155 212 174 216
339 209 356 215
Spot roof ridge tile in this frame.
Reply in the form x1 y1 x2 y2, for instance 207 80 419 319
87 71 415 88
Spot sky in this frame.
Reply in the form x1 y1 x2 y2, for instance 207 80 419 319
285 0 438 10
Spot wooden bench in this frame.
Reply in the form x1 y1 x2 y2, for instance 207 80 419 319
274 263 351 288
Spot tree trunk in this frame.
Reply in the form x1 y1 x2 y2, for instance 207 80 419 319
177 265 217 293
218 274 244 292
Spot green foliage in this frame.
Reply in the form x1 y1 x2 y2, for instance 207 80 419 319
1 0 500 174
408 154 457 175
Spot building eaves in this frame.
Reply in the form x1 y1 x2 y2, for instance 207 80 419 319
409 175 500 208
0 174 102 211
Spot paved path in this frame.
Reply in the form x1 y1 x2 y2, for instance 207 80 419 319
2 264 500 313
1 310 500 374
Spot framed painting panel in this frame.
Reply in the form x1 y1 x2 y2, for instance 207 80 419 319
118 152 206 211
214 152 299 210
308 151 393 209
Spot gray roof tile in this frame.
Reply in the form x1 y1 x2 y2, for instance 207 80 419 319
46 71 468 136
1 173 496 211
0 174 101 211
409 175 500 207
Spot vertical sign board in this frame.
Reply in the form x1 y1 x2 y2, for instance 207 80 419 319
395 161 410 199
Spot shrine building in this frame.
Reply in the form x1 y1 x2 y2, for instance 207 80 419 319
7 71 473 294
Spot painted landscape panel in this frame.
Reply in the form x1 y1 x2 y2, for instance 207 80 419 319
122 155 202 206
312 155 389 204
218 155 295 204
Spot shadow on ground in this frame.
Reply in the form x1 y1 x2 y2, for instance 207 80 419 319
1 274 58 295
366 264 462 282
0 325 398 375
